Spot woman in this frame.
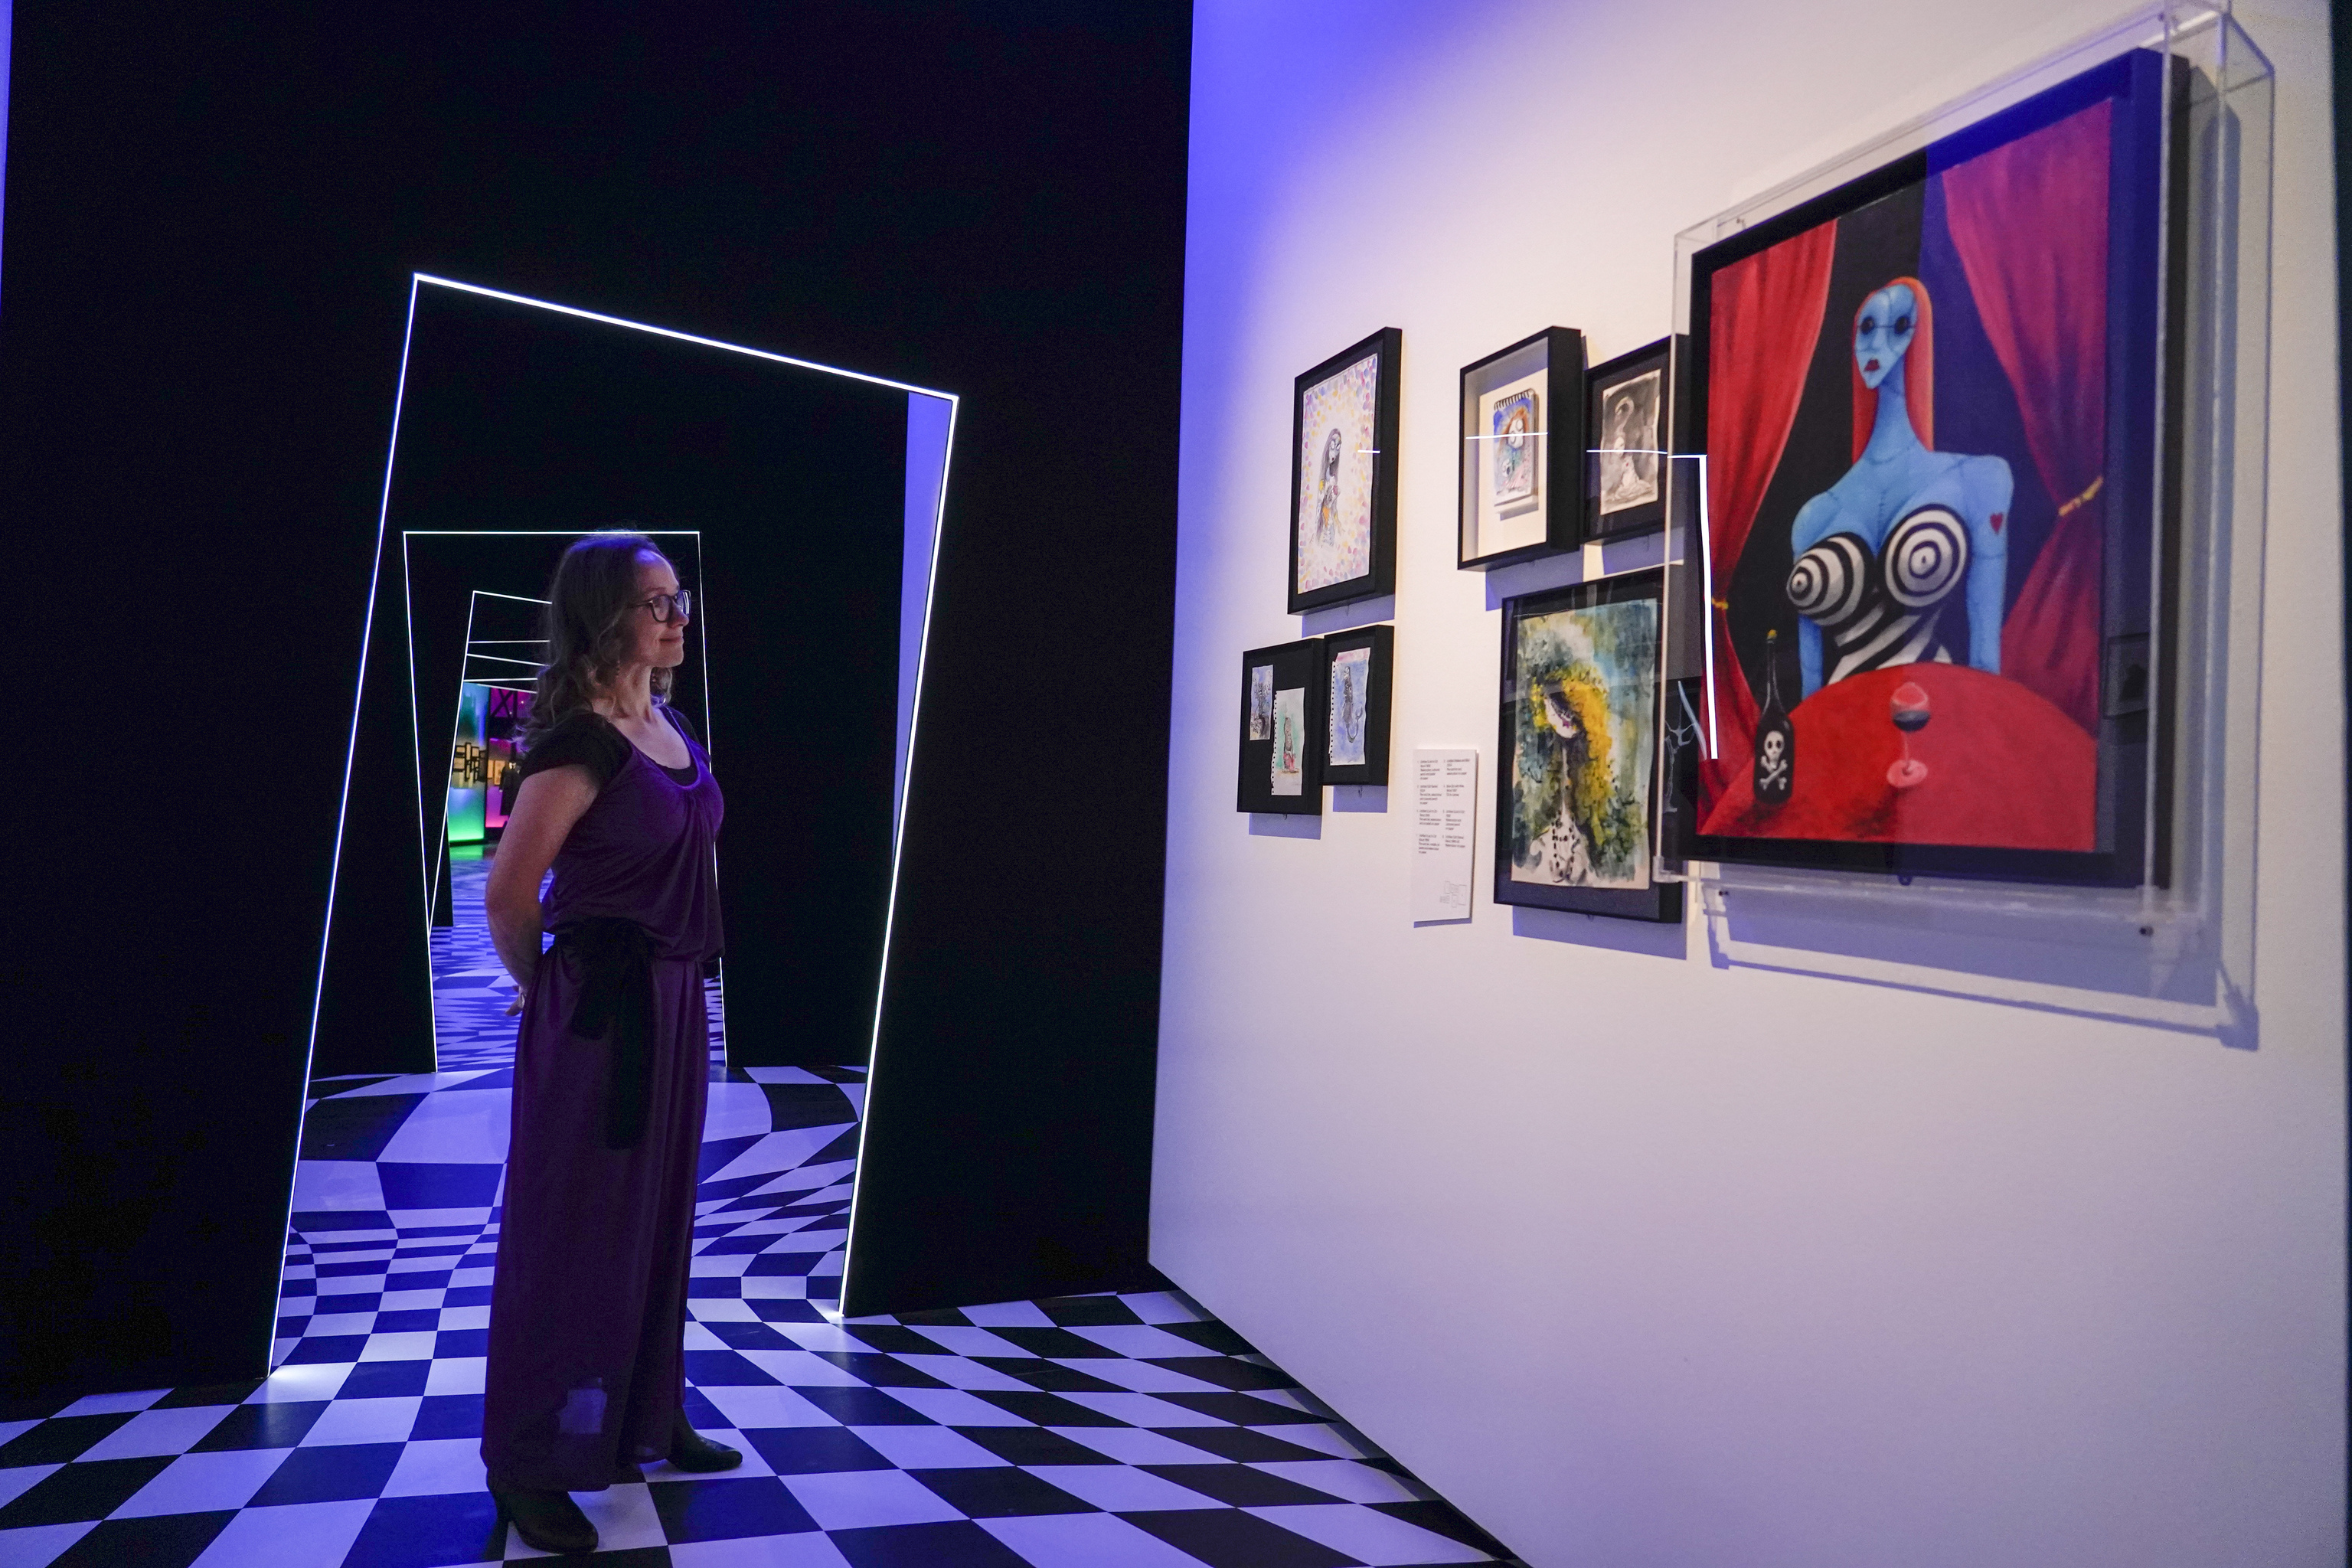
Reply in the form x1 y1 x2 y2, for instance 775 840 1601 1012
479 533 739 1556
1785 276 2013 697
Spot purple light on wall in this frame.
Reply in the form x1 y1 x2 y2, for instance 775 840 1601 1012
1 0 14 315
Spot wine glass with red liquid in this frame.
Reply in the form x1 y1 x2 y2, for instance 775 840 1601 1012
1886 681 1930 789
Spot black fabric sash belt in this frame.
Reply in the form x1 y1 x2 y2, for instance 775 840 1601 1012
557 917 658 1151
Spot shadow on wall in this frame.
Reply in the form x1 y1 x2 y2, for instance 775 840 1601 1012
1511 904 1687 958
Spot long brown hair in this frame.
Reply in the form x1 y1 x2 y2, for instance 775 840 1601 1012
522 531 674 751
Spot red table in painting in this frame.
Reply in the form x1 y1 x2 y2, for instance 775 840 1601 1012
1700 663 2096 851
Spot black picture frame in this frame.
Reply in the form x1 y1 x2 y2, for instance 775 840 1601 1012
1318 624 1394 786
1237 638 1326 814
1457 326 1588 569
1682 50 2179 886
1584 337 1674 540
1289 328 1402 613
1494 570 1682 923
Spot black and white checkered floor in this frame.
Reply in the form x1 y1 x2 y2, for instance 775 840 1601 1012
0 858 1517 1566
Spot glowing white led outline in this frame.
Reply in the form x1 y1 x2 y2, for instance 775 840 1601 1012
412 273 955 400
282 273 958 1364
274 276 421 1373
420 576 481 1003
836 390 959 1318
428 587 554 981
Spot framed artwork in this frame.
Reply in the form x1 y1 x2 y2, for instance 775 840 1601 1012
1687 50 2177 884
1319 624 1394 786
1458 327 1588 569
1494 570 1681 922
1585 338 1674 539
1237 638 1325 814
1289 328 1402 612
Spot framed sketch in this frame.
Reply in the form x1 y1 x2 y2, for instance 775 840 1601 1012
1492 390 1538 508
1318 624 1394 786
1586 338 1673 538
1686 49 2177 884
1458 327 1587 569
1494 571 1680 922
1237 638 1326 814
1289 328 1402 613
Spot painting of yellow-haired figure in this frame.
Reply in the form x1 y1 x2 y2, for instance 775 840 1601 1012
1508 596 1657 890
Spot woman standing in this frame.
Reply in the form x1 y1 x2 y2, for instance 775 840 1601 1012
479 533 740 1555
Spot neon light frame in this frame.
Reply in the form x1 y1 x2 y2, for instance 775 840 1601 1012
422 585 550 952
279 272 960 1366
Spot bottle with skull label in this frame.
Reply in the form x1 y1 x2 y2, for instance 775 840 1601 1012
1753 628 1794 807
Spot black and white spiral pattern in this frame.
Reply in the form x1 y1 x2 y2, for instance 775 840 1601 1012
1883 505 1968 609
1786 534 1870 626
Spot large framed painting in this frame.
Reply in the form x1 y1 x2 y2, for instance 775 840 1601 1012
1687 51 2177 884
1319 624 1394 786
1457 327 1587 569
1289 328 1402 612
1237 638 1325 814
1584 338 1674 541
1495 570 1681 923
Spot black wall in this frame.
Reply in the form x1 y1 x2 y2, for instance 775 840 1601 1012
2 2 1188 1398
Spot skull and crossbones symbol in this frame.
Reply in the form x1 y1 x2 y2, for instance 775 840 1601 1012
1758 729 1789 792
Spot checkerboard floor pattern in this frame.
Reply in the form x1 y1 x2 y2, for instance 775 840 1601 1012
0 863 1518 1567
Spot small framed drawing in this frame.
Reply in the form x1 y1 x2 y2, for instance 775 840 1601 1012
1585 338 1674 539
1458 327 1586 570
1494 569 1681 922
1237 638 1326 814
1319 624 1393 786
1289 328 1402 613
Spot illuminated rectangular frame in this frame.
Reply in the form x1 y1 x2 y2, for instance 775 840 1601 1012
282 273 960 1360
425 586 554 946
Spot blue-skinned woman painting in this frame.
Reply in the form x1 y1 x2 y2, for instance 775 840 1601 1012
1785 276 2013 696
1681 50 2180 868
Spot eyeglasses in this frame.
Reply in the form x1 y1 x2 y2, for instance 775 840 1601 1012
636 590 693 625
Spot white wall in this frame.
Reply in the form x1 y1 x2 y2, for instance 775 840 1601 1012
1153 3 2346 1565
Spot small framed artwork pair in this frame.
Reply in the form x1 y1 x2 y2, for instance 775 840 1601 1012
1237 629 1395 813
1457 328 1678 568
1494 569 1681 922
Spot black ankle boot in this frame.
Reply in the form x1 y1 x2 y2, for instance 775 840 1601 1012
492 1488 597 1556
668 1409 743 1472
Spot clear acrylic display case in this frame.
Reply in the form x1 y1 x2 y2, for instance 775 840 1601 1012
1650 3 2274 1040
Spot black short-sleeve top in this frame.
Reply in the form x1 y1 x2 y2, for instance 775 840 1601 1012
516 707 700 788
515 702 723 960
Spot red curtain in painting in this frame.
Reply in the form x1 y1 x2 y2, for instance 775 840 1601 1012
1702 222 1837 802
1940 98 2113 734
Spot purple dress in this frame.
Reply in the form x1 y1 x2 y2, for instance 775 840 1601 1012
482 705 723 1491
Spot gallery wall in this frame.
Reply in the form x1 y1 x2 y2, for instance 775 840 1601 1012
1154 2 2345 1564
0 2 1187 1400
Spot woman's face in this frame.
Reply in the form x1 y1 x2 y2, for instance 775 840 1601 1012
626 552 688 671
1853 282 1919 390
1541 686 1580 741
